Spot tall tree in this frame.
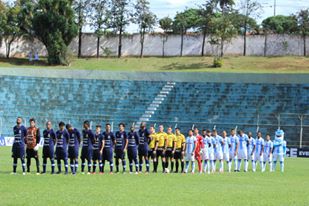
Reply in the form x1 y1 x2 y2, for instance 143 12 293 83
133 0 156 58
216 0 234 14
159 16 173 57
198 0 217 56
173 9 200 56
262 15 298 34
297 9 309 56
73 0 91 58
33 0 78 65
0 1 7 48
110 0 131 58
89 0 110 58
3 3 21 58
238 0 262 56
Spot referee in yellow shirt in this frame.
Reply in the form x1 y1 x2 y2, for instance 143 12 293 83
148 126 157 172
165 127 176 173
154 125 168 173
174 128 186 173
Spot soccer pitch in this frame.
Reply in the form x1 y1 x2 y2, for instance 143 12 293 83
0 147 308 206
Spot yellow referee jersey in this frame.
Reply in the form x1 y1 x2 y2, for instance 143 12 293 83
156 131 167 148
175 133 185 149
166 133 176 148
149 133 157 149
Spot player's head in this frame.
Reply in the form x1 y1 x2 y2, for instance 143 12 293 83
46 121 52 130
29 118 36 127
222 130 227 137
257 131 262 138
16 117 23 125
59 121 65 130
96 125 101 133
66 124 73 131
167 126 172 134
83 120 90 129
105 123 111 132
266 133 271 141
194 127 199 135
188 129 193 136
140 122 146 130
212 129 217 136
175 128 180 135
149 125 155 133
238 130 244 136
119 123 125 131
275 129 284 139
230 129 235 136
159 125 164 132
206 129 211 136
248 131 252 138
202 129 206 136
130 125 135 132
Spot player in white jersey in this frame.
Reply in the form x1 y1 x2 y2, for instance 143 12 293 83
254 131 264 172
207 131 216 173
237 130 249 172
221 131 230 172
262 134 273 172
246 132 256 172
272 129 286 172
201 130 210 174
212 129 224 172
185 130 197 174
229 129 238 172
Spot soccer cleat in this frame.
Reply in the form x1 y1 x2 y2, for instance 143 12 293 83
135 172 139 175
87 172 91 175
56 171 62 174
22 172 26 176
109 172 113 175
99 172 104 175
36 173 40 175
10 172 17 175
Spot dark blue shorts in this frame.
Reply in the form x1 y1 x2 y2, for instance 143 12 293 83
102 149 113 162
12 146 25 158
138 146 148 156
92 150 102 161
55 150 67 160
43 146 54 159
115 149 125 159
128 148 137 159
81 147 92 160
68 147 79 159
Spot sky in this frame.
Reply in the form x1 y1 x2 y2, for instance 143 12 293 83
4 0 309 33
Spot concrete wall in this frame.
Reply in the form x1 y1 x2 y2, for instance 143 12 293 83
0 33 309 57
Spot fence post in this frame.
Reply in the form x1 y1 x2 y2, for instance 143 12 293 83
299 115 304 148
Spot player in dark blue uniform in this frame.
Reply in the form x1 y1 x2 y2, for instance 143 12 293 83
42 121 56 174
12 117 27 175
66 124 81 175
81 120 95 174
127 125 139 174
100 123 115 174
138 122 150 173
92 125 103 174
115 123 128 173
55 122 69 174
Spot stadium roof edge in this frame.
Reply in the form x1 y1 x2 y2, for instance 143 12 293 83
0 67 309 84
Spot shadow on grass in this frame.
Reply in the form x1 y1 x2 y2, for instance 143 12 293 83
160 62 214 71
0 57 49 67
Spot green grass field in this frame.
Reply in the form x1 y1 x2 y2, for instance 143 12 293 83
0 147 308 206
1 56 309 73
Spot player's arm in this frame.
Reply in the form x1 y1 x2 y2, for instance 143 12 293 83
181 136 186 155
135 133 139 146
154 135 159 151
260 142 264 156
172 136 176 153
77 130 81 144
192 139 197 156
36 128 41 145
252 142 256 155
235 138 239 156
100 139 105 154
164 135 168 152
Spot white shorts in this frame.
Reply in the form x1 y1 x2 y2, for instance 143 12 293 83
273 153 284 162
229 151 237 160
223 152 229 162
202 148 209 160
254 153 263 162
185 153 195 162
238 150 248 160
247 152 255 161
215 151 223 160
208 151 215 161
263 153 272 162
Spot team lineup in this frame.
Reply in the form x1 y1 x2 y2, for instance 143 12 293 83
10 117 287 175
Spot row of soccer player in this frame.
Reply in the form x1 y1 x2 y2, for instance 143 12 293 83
10 117 286 175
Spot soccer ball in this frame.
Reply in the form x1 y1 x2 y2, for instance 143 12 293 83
165 168 170 173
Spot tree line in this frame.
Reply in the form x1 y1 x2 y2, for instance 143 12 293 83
0 0 309 65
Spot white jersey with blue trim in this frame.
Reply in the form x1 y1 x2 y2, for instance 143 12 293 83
207 136 215 154
247 137 256 154
263 140 273 154
238 134 249 152
273 137 286 155
222 137 230 154
186 136 196 154
213 135 223 154
255 138 264 155
202 136 209 150
229 135 238 154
